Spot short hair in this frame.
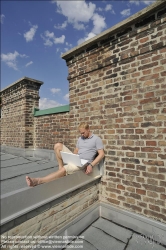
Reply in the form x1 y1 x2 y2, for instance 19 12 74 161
78 122 89 130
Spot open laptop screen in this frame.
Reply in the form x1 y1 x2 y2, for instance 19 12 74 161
60 151 88 167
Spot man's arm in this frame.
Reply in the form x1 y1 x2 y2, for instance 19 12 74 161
85 149 105 174
73 148 79 154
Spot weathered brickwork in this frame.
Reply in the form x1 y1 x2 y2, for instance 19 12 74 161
34 113 70 150
62 3 166 223
1 78 43 148
1 181 99 250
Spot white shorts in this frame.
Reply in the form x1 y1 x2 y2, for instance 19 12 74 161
62 145 81 175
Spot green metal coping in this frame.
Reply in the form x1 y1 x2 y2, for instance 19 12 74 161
33 105 70 116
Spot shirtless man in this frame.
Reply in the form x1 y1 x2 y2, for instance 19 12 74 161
26 122 104 187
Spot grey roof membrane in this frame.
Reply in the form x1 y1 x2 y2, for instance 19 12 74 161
64 218 166 250
1 151 166 250
0 151 58 195
39 217 166 250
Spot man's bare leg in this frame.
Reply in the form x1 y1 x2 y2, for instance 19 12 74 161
54 143 64 170
26 167 66 187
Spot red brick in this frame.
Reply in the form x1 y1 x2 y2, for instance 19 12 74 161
147 128 155 134
140 97 160 105
141 147 161 152
161 71 166 76
143 69 151 75
140 37 149 43
115 119 123 123
126 163 135 168
146 141 156 146
144 92 154 98
131 72 140 78
139 73 159 81
149 204 160 212
160 47 166 53
160 194 166 200
136 189 146 195
152 55 163 61
135 129 144 134
134 117 143 122
122 146 140 151
117 184 125 190
108 172 116 177
124 96 132 101
161 59 166 65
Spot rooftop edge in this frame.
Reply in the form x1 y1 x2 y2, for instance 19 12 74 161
61 0 165 60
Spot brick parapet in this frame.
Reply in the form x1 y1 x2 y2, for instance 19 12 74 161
34 112 71 150
62 0 166 61
66 14 166 80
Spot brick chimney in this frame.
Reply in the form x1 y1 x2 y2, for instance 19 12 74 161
0 77 43 148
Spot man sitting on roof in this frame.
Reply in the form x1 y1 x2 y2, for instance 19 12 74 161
26 122 105 187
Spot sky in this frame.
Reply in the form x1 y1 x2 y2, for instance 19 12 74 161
1 0 156 110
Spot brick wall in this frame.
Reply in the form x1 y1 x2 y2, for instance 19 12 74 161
34 112 70 150
62 2 166 223
0 77 43 148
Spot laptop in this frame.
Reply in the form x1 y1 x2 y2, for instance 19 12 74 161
60 151 89 168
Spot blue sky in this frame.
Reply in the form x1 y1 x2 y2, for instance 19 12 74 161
1 0 155 109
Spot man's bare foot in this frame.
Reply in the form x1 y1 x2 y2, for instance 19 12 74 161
26 176 40 187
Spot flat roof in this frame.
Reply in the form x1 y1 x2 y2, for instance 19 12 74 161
41 216 166 250
1 151 166 249
1 151 58 195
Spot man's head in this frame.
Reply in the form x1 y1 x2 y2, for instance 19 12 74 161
78 122 91 139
